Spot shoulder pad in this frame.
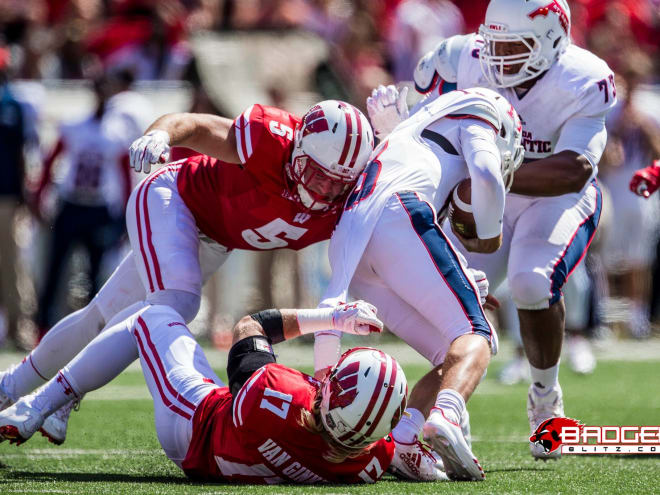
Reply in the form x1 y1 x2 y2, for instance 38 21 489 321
414 35 472 94
449 100 500 132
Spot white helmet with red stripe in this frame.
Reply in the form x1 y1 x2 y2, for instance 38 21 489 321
320 347 408 448
288 100 374 211
478 0 571 87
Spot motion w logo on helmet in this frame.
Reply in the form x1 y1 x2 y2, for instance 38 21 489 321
528 0 570 34
328 361 360 409
302 105 329 136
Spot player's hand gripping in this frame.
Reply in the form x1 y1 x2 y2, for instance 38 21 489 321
332 301 383 335
469 268 500 311
129 130 171 174
629 160 660 198
366 85 409 139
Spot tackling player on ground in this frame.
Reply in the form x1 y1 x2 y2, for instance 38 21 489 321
367 0 615 460
0 99 374 445
0 299 439 484
315 87 524 481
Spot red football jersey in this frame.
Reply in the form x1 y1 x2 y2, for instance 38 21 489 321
181 364 395 484
176 105 340 251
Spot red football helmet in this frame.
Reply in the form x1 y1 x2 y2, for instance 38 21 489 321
287 101 374 211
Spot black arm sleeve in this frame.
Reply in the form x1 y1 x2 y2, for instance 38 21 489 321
249 309 285 344
227 336 276 396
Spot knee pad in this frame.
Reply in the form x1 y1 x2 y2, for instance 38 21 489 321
509 271 551 310
146 289 201 324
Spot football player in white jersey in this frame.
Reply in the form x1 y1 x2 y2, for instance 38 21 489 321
314 87 524 481
367 0 616 460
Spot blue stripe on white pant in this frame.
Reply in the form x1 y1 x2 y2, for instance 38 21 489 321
549 181 603 305
396 191 493 341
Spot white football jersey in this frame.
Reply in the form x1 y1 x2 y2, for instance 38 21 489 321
322 90 505 306
56 116 128 211
414 34 616 179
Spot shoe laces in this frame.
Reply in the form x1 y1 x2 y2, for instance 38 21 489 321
413 439 440 464
53 399 80 421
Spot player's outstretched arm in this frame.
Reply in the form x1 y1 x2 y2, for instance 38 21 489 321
227 302 382 395
129 113 240 173
231 302 383 346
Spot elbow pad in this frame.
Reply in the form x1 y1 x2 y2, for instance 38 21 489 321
227 336 276 396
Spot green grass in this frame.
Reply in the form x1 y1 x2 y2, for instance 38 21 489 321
1 357 659 494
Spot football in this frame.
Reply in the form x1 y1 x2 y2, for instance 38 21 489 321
448 178 477 239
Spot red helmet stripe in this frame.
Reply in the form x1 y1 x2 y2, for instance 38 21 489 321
347 106 363 169
362 356 397 439
338 350 387 442
337 103 353 167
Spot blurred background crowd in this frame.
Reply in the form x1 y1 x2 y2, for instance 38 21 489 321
0 0 658 381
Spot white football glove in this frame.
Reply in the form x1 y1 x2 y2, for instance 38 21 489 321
332 301 383 335
129 129 171 174
469 268 489 306
366 84 409 139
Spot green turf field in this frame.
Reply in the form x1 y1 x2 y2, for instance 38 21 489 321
0 351 659 494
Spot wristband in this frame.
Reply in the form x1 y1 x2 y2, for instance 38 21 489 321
295 308 334 335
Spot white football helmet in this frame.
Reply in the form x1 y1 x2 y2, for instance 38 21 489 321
452 88 524 190
478 0 571 87
320 347 407 449
287 101 374 211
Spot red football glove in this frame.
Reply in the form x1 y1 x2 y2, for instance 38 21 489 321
630 160 660 198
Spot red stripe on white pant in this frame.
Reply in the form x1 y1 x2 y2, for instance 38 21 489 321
134 165 182 292
133 316 194 420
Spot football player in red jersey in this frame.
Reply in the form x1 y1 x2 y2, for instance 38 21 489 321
630 160 660 198
0 300 444 483
0 100 374 445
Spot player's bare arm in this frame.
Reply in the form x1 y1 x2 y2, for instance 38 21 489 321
231 302 384 346
146 113 240 163
453 229 502 254
129 113 240 174
509 150 592 196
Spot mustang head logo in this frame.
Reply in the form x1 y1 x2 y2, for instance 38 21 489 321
528 0 570 35
530 417 583 453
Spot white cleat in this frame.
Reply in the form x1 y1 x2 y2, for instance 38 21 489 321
423 409 485 481
388 437 448 481
40 398 80 445
528 383 564 460
0 395 49 445
460 408 472 449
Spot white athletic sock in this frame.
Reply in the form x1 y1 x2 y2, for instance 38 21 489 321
32 370 82 418
10 304 106 398
3 356 47 401
530 361 560 391
391 407 425 444
433 389 466 425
